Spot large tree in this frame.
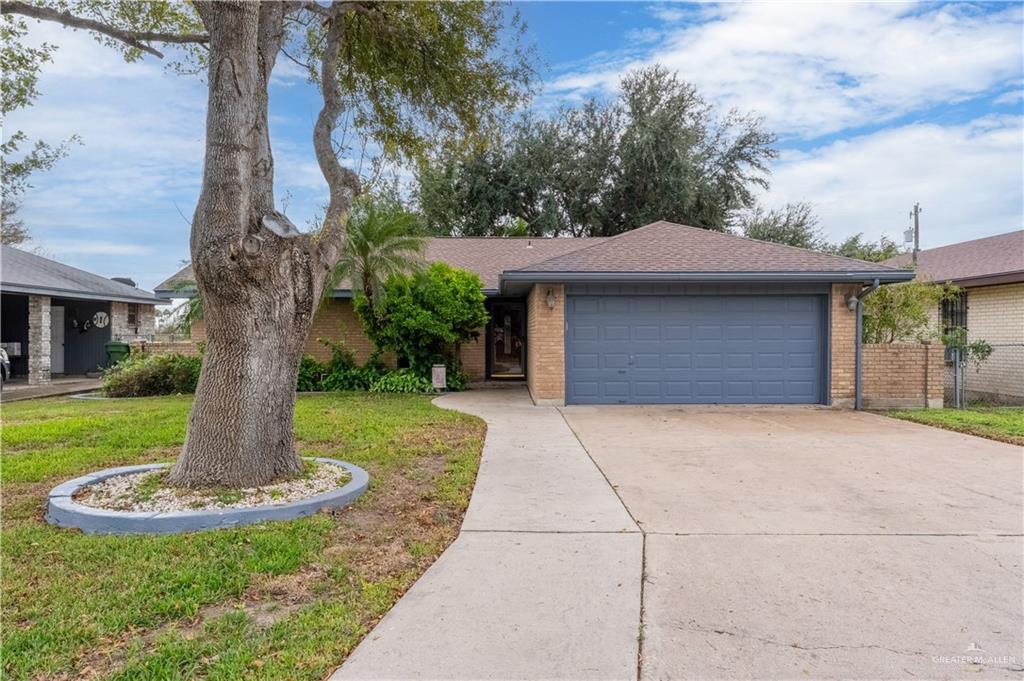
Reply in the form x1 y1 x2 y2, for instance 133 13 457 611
416 65 776 236
3 0 530 487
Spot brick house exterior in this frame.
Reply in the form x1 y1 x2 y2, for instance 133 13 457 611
159 221 920 408
885 231 1024 405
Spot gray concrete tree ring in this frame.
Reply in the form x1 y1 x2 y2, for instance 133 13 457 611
45 458 369 535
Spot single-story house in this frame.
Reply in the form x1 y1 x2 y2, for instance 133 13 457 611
0 245 161 384
884 230 1024 404
157 221 915 406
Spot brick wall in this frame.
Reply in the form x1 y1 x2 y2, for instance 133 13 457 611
190 300 383 364
189 299 489 378
130 340 202 357
27 294 51 385
862 342 944 409
460 336 486 380
830 283 858 406
963 283 1024 403
526 284 565 404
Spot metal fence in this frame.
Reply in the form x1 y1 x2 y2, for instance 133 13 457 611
945 343 1024 407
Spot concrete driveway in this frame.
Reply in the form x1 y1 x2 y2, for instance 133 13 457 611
561 404 1024 680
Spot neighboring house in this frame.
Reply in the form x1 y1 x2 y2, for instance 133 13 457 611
884 230 1024 404
0 245 161 384
157 221 912 406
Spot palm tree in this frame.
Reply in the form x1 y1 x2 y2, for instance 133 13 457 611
329 197 427 312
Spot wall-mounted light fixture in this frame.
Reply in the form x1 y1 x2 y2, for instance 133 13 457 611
545 288 557 310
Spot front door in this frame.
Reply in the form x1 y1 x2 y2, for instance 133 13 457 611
50 305 65 374
489 302 525 378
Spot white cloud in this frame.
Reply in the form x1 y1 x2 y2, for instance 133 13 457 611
759 116 1024 248
548 3 1024 138
993 88 1023 106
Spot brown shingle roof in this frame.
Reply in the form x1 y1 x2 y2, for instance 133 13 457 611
423 237 606 290
154 236 606 295
512 221 907 274
882 231 1024 286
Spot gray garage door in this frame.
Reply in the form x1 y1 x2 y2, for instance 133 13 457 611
565 295 825 405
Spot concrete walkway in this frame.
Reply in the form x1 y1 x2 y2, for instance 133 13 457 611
1 376 102 402
331 388 642 681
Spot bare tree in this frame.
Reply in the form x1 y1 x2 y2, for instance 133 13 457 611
2 0 530 487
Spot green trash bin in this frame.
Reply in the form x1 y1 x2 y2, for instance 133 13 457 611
105 341 131 366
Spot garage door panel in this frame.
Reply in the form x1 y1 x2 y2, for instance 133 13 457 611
634 353 662 369
726 353 754 369
573 324 599 341
565 294 824 405
602 298 630 314
604 325 629 341
633 325 661 342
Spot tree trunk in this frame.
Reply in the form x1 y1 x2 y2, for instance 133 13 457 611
168 1 324 488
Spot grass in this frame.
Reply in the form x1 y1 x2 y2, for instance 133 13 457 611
1 392 485 680
886 406 1024 445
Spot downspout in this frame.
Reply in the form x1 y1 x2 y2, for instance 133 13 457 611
852 278 881 410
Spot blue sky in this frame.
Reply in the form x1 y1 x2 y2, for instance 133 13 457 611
8 1 1023 290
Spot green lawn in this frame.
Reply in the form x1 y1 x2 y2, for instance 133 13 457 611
1 393 485 680
886 406 1024 445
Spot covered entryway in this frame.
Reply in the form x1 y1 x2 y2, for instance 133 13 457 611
565 292 826 404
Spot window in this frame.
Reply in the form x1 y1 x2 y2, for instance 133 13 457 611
127 304 139 333
940 290 967 360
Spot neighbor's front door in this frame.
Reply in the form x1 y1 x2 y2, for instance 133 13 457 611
50 305 65 374
489 302 525 378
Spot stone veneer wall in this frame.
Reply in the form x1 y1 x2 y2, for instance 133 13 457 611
830 283 859 407
862 342 944 409
526 284 565 405
27 294 51 384
110 302 157 342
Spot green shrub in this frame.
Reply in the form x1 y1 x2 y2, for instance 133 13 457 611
369 369 434 394
355 262 488 386
297 356 327 392
296 343 389 392
102 352 203 397
444 364 469 391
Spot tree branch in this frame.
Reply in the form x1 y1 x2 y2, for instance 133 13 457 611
311 5 361 270
1 1 208 59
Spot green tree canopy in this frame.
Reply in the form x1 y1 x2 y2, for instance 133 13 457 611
734 202 825 250
416 65 776 237
828 233 902 262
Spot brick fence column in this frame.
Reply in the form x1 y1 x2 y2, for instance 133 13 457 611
28 294 52 385
924 341 944 408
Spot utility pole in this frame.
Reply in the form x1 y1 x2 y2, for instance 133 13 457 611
909 202 922 266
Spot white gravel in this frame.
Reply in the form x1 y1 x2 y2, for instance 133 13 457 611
74 461 352 513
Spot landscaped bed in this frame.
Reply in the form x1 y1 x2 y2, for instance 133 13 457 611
1 392 485 680
75 460 352 513
886 406 1024 446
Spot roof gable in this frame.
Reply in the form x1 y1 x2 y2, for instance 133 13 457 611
511 221 908 275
